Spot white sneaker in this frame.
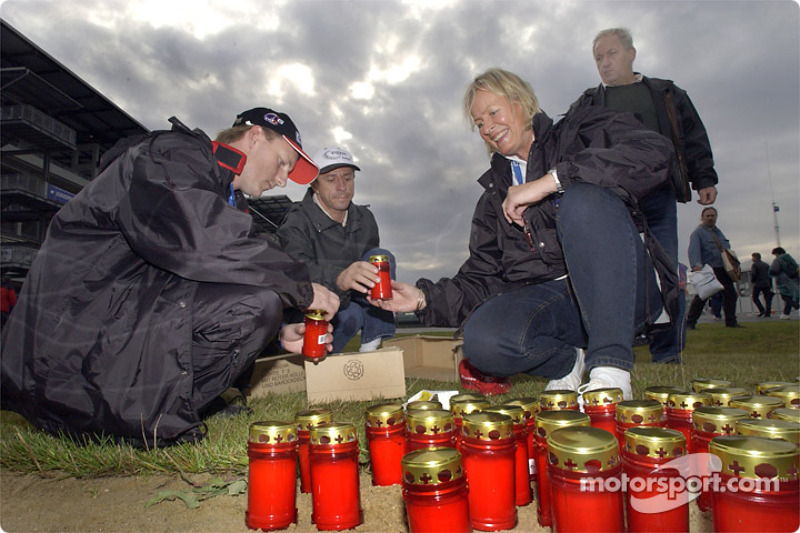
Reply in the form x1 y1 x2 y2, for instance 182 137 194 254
578 366 633 402
359 337 382 352
545 348 585 392
780 314 790 320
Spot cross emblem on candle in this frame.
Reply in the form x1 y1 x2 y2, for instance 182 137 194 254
750 410 761 418
473 429 483 439
335 434 344 444
430 425 440 434
680 401 689 409
275 434 283 443
655 447 668 459
721 423 734 434
608 455 617 467
419 472 433 485
374 419 384 427
564 458 578 471
729 460 745 476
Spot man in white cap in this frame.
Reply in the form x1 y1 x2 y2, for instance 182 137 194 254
278 146 396 353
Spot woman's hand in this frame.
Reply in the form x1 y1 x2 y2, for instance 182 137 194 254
502 174 559 226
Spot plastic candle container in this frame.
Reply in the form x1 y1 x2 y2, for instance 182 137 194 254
615 399 665 451
368 254 392 300
582 387 623 436
665 392 712 453
459 412 517 531
246 421 299 531
308 422 363 531
539 389 579 412
302 310 328 363
401 447 472 533
736 418 800 447
755 381 796 395
365 403 406 486
450 397 490 453
707 387 750 407
772 408 800 424
709 436 799 532
765 385 800 409
295 409 333 494
643 386 684 408
485 405 533 507
406 400 443 412
729 395 785 420
548 426 624 533
533 410 591 528
691 378 732 393
504 397 539 483
406 409 456 452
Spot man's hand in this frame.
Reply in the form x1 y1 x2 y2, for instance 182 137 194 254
336 261 380 293
308 282 340 317
279 322 333 354
369 281 421 313
697 186 717 205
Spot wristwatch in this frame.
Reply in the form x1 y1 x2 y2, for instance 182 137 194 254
549 168 564 194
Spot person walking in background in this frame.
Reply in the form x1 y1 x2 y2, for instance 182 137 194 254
570 27 719 364
686 207 739 328
0 275 17 328
278 146 396 353
750 252 774 317
770 247 799 319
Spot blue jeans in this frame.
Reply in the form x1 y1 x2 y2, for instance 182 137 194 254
639 184 685 363
462 184 663 378
330 248 397 353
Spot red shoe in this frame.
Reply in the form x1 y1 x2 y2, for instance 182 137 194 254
458 359 511 396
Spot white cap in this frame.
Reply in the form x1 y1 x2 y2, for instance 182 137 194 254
313 146 360 174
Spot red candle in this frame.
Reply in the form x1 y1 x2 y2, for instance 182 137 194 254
710 436 799 532
729 395 785 420
615 400 665 460
706 387 750 407
622 427 689 533
369 254 392 300
449 397 490 454
533 410 591 528
582 387 623 437
539 389 579 412
764 385 800 409
665 392 712 453
691 378 732 393
309 422 363 530
246 421 298 531
485 405 532 506
401 447 472 533
294 409 332 494
504 397 539 484
755 381 795 395
302 310 328 363
365 403 407 486
548 426 624 533
460 412 517 531
736 418 800 447
406 409 456 452
643 386 683 408
772 408 800 424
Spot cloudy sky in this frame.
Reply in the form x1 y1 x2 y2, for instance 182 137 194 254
2 0 798 284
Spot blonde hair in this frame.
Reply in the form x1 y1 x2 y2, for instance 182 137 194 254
215 124 279 144
462 68 540 155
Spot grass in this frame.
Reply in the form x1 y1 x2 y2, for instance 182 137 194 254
1 321 797 478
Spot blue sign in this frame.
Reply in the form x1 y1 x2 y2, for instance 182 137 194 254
47 184 75 204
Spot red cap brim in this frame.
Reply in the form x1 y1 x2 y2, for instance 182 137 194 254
284 136 319 185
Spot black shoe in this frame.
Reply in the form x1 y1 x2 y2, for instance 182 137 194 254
726 323 744 328
686 322 696 330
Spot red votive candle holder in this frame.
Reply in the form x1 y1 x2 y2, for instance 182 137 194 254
643 386 683 408
755 381 796 395
709 436 799 532
666 392 712 453
401 447 472 533
691 378 732 393
772 408 800 424
622 427 689 532
539 389 580 412
450 396 490 453
302 310 328 363
730 395 785 420
765 385 800 409
368 254 392 300
460 412 517 531
615 399 665 451
736 418 800 447
365 403 407 486
533 410 591 528
407 400 443 412
485 404 533 506
582 387 623 436
691 406 749 511
309 422 363 531
406 409 456 452
548 426 624 532
504 397 539 484
704 387 749 407
295 409 333 494
246 421 298 531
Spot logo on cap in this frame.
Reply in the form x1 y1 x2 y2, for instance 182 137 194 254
263 113 285 126
323 148 353 162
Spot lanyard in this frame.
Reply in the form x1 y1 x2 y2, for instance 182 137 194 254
228 183 237 207
510 160 525 186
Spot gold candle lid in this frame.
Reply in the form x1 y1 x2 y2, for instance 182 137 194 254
539 389 579 410
708 387 751 407
765 385 800 409
736 419 800 446
304 309 326 321
368 254 390 263
295 408 333 431
401 447 465 485
461 412 513 441
534 410 591 439
309 422 358 445
772 408 800 424
365 403 405 428
691 378 732 393
450 399 490 418
548 426 620 473
729 395 785 419
483 405 525 425
692 407 749 435
755 381 796 395
582 388 624 407
504 397 539 420
407 400 443 412
709 436 799 480
643 386 684 406
249 421 297 444
406 409 455 435
616 399 664 424
623 427 686 459
449 393 487 404
667 392 713 411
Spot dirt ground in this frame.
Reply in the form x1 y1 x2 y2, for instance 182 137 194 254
1 469 714 533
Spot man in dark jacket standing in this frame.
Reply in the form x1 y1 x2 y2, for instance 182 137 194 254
750 252 774 317
570 27 719 364
1 108 339 446
278 146 395 353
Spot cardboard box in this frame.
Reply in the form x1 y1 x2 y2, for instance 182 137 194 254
247 354 307 398
383 335 463 382
304 347 406 403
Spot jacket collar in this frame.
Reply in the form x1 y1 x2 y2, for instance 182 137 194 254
299 188 361 232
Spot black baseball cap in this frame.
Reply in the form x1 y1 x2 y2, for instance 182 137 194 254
233 108 319 185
